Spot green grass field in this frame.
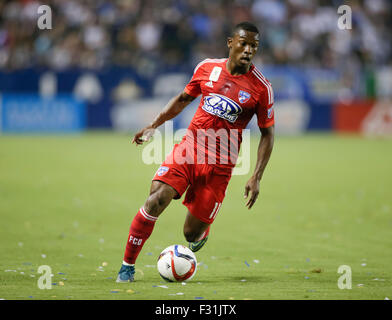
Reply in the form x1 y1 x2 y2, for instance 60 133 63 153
0 132 391 300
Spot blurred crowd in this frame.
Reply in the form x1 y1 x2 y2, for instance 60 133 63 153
0 0 391 77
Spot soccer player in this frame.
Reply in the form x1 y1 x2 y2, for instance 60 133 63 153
117 21 275 282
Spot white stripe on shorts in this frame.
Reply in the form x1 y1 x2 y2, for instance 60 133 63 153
209 202 222 220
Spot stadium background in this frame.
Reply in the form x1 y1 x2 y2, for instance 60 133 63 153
0 0 391 134
1 0 392 301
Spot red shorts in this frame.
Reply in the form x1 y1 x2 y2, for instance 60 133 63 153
152 144 233 224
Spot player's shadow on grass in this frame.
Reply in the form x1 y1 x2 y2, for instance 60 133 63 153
231 276 267 283
201 276 267 283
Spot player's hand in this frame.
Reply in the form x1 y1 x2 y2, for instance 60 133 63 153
132 127 155 145
244 176 260 209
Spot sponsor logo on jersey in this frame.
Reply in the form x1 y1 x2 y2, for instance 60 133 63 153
157 166 169 176
202 93 242 123
238 90 251 103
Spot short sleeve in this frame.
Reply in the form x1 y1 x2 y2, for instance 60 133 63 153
183 61 205 98
256 84 274 128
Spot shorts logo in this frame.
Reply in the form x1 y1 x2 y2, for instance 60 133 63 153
157 166 169 176
202 93 242 123
238 90 251 104
267 107 274 119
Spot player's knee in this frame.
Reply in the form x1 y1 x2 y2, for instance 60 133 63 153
145 192 167 215
145 185 174 216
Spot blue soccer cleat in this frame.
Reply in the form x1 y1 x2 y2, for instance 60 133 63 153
189 236 209 253
116 264 135 283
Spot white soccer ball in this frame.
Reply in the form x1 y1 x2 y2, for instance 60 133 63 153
157 245 197 282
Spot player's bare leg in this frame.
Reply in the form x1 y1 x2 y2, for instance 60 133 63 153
183 211 211 252
117 181 178 282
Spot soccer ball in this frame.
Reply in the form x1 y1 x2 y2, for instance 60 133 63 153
157 245 197 282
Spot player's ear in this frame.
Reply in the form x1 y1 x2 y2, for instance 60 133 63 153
227 37 233 49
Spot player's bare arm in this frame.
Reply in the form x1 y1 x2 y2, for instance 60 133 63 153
132 91 196 145
244 125 275 209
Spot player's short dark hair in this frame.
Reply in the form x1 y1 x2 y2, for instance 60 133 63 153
231 22 259 37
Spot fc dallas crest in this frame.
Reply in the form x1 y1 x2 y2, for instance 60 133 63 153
238 90 251 103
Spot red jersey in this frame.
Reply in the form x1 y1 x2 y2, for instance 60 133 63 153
181 58 275 168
